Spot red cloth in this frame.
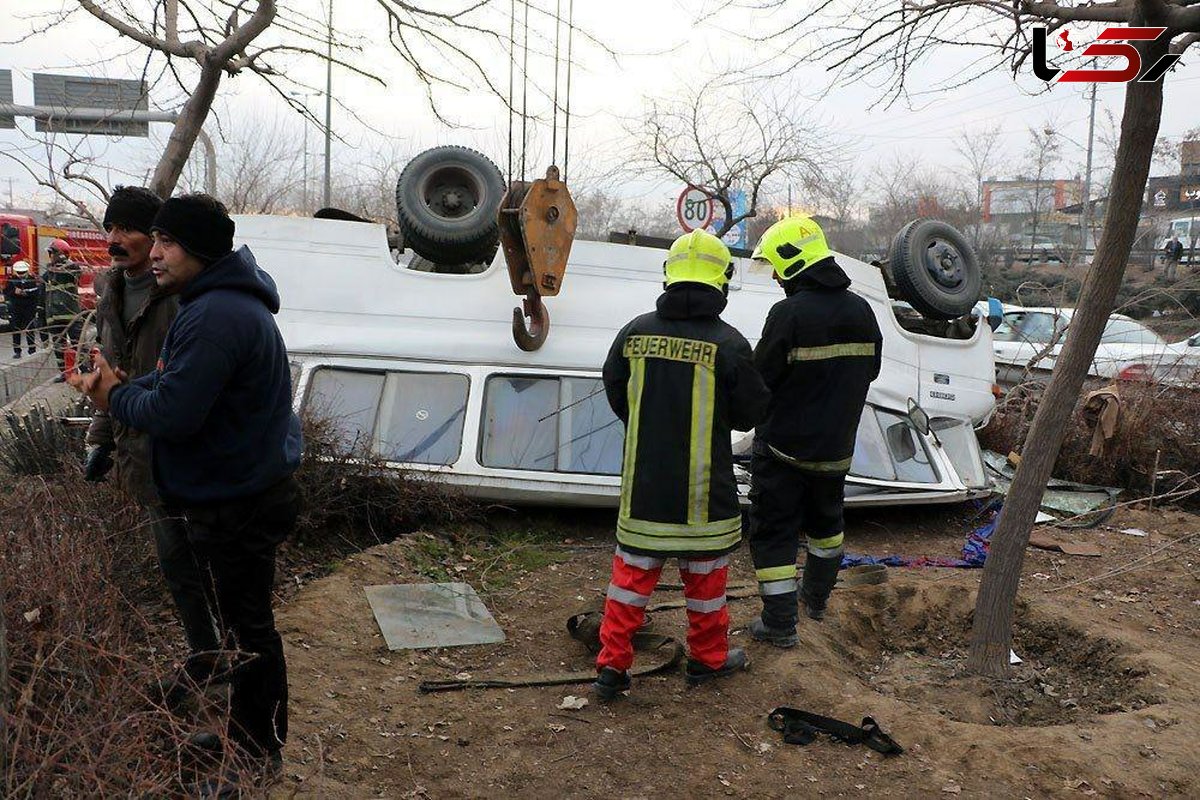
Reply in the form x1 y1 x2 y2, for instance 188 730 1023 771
597 551 729 672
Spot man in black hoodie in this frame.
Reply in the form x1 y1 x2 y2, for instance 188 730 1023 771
746 216 882 648
85 186 223 704
71 194 302 781
593 229 769 700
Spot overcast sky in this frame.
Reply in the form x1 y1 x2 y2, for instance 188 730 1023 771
3 0 1199 216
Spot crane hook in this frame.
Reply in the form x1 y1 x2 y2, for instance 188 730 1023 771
512 289 550 352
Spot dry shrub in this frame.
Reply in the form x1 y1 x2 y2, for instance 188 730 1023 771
0 477 262 794
0 405 85 477
0 409 473 792
980 380 1200 502
293 413 478 546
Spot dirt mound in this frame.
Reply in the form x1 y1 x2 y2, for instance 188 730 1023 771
273 506 1200 798
835 582 1159 726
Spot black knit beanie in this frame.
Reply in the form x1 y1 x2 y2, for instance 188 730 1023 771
151 193 235 264
103 185 162 234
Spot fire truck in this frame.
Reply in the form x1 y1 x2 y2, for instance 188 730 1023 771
1 212 109 309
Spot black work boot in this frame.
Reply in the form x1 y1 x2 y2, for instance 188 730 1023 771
686 647 748 687
799 551 841 621
749 617 799 648
592 667 631 701
754 589 799 646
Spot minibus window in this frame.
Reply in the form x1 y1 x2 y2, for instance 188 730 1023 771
305 368 385 451
376 372 469 465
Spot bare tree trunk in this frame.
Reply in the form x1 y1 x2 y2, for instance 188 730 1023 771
966 45 1166 677
150 62 223 198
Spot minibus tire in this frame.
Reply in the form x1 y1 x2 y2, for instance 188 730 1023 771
889 219 982 320
396 146 505 264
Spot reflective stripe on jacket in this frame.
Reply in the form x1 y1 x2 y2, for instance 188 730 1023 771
43 261 82 324
753 257 882 473
602 283 769 558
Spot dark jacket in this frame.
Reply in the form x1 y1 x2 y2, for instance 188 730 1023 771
753 257 882 473
109 246 302 506
42 259 82 324
602 283 770 557
85 267 179 506
3 276 41 323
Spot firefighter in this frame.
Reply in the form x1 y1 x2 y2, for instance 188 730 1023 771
593 228 770 700
42 238 83 380
747 216 882 647
5 261 42 358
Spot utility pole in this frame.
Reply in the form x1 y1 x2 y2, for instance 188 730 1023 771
323 0 333 208
302 121 310 211
1081 83 1097 258
289 91 317 212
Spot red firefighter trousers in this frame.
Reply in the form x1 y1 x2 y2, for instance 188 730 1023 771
596 547 730 672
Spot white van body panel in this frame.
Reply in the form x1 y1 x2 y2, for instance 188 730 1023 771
233 214 996 508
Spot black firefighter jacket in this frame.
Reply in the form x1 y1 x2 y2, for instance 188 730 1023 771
603 283 770 558
85 267 180 506
754 257 882 474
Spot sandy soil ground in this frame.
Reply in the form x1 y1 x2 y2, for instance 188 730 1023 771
257 502 1200 799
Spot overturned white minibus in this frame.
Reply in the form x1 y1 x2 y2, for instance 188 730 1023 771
232 213 996 509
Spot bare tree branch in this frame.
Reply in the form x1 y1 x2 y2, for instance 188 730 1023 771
633 79 846 237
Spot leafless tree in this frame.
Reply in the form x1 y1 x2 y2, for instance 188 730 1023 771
0 130 128 226
955 125 1006 250
15 0 551 201
332 137 414 227
1152 124 1200 171
811 163 860 247
176 114 305 214
573 189 629 242
633 80 845 237
738 0 1200 677
1022 123 1063 261
863 153 968 251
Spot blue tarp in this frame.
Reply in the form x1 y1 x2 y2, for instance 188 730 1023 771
841 507 997 569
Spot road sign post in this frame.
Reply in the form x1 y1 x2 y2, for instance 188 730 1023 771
31 74 149 136
677 186 714 232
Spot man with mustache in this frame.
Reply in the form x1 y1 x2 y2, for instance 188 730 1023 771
73 193 302 789
84 186 220 690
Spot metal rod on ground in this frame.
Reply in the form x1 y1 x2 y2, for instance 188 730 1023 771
1150 449 1161 512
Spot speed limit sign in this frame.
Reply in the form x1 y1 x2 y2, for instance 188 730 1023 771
677 186 714 232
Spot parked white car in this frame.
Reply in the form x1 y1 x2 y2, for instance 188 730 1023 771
231 212 998 509
992 306 1200 386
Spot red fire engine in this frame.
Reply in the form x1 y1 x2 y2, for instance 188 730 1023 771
1 212 109 309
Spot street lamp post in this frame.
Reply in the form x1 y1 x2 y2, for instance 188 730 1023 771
289 90 320 212
1081 83 1097 257
1051 103 1098 264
